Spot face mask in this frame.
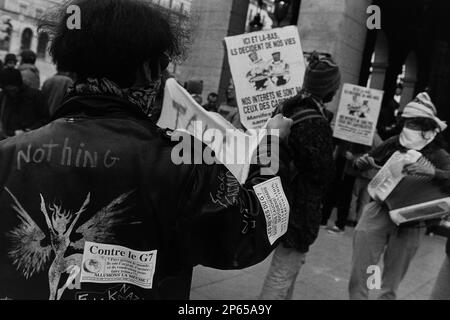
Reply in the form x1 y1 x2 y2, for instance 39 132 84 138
399 127 437 150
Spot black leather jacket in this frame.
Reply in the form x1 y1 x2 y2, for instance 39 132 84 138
0 95 285 300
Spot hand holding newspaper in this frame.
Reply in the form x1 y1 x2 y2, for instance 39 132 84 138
368 150 450 225
368 150 422 203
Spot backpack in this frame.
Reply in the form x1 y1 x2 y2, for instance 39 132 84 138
284 108 327 196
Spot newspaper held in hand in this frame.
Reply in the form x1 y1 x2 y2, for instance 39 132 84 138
368 150 450 225
368 150 422 202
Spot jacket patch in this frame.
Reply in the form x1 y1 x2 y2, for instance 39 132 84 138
253 177 290 245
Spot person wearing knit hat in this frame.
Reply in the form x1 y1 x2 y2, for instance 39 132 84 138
303 52 341 102
18 49 40 89
260 52 341 300
402 92 447 131
349 93 450 300
3 53 17 69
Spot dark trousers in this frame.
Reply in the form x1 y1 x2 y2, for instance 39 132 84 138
321 157 356 230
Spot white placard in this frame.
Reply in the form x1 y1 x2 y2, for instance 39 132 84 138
253 177 290 245
80 242 157 289
225 26 306 129
333 83 384 146
157 78 265 184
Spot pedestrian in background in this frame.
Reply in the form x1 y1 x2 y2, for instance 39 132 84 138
0 68 48 137
218 82 244 130
18 50 40 89
41 66 74 117
321 140 357 234
3 53 17 69
203 92 219 112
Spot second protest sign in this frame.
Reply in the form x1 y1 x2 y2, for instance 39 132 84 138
225 26 306 129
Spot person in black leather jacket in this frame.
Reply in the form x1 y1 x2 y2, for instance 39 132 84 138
0 0 292 300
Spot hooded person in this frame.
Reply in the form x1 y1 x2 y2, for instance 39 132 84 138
18 50 40 89
349 92 450 300
0 68 48 137
0 0 293 300
260 52 341 300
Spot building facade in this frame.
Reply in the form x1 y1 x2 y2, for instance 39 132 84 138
0 0 192 82
0 0 64 81
176 0 450 143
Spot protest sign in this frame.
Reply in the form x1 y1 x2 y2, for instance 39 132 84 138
333 83 383 146
224 26 306 129
157 78 265 184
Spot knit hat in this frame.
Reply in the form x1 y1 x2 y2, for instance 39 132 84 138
303 52 341 99
402 92 447 132
4 53 17 65
0 68 23 88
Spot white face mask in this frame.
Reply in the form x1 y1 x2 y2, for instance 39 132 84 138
399 127 437 150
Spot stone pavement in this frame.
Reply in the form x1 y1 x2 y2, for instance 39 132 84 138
190 227 447 300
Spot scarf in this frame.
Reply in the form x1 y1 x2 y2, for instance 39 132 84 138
66 77 161 116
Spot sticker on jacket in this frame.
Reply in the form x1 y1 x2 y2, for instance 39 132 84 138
80 242 157 289
253 177 290 245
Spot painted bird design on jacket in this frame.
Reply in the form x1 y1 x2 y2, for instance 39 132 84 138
4 187 137 300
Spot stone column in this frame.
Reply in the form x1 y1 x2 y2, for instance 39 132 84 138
398 52 417 107
370 61 388 90
369 31 389 90
176 0 250 102
296 0 372 113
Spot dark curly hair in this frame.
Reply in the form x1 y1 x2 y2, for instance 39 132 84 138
40 0 189 87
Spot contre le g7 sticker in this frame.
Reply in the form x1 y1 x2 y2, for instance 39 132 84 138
80 242 157 289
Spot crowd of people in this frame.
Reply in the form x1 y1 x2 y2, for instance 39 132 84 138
0 0 449 301
0 50 74 139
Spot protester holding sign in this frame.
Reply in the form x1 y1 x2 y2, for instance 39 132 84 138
349 92 450 300
0 0 293 300
260 52 341 300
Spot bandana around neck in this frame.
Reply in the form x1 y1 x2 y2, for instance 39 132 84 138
66 77 161 116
